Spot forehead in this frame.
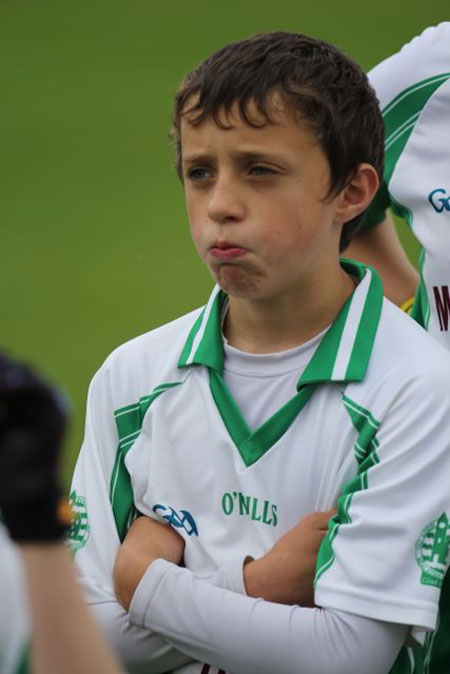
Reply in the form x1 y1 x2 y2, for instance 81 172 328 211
180 96 319 157
182 92 286 126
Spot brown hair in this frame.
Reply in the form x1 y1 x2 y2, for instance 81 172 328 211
172 32 384 250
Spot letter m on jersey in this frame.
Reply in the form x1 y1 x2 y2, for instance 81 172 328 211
433 286 450 331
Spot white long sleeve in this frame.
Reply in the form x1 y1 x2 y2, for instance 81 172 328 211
130 559 407 674
82 556 247 673
84 600 191 674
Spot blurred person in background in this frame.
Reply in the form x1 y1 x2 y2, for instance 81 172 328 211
345 22 450 673
0 353 124 674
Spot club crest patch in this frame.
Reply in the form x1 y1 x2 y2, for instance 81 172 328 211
67 490 90 554
415 513 450 588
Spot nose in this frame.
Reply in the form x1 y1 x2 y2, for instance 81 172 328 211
206 175 245 224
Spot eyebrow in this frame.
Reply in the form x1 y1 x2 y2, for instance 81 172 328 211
182 152 215 166
182 149 287 166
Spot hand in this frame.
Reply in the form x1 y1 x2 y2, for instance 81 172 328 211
244 509 336 607
114 516 185 610
0 353 68 541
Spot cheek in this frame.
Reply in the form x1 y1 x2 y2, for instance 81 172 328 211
261 217 327 268
188 224 204 258
185 197 204 249
270 199 334 249
262 209 309 253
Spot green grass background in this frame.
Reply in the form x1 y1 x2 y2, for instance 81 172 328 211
1 1 445 483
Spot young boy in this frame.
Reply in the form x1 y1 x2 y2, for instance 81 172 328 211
71 33 450 673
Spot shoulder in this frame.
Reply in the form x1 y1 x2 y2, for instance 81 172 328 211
377 298 450 376
104 306 203 372
369 23 450 108
88 306 204 411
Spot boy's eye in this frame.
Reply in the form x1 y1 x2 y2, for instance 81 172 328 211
186 167 213 181
249 165 276 176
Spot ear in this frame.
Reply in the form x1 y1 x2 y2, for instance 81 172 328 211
334 163 380 225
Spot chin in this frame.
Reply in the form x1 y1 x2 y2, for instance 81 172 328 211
215 265 262 298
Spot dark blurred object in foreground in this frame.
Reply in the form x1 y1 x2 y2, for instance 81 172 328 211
0 353 69 541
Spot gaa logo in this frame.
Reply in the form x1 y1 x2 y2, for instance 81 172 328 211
415 512 450 588
67 490 90 554
152 504 198 536
428 188 450 213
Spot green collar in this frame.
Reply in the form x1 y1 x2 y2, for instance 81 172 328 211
178 260 383 387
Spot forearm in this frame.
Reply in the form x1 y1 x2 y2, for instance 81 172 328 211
87 598 194 674
130 560 406 674
21 543 124 674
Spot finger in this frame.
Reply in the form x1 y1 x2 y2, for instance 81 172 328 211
318 513 337 530
309 508 337 530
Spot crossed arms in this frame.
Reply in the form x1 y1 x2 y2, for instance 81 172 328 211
114 510 332 611
109 513 406 674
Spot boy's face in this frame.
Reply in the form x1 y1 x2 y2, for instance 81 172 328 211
181 99 347 303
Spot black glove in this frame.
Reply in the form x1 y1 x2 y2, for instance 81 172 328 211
0 352 70 542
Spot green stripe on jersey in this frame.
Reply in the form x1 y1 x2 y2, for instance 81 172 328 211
364 73 450 229
391 576 450 674
14 645 30 674
178 286 226 371
424 572 450 673
315 396 380 583
343 268 383 381
110 382 181 541
383 73 450 184
191 291 227 371
342 395 380 466
411 249 431 330
210 369 316 467
389 647 417 674
300 295 351 383
178 309 205 367
301 260 382 385
390 639 430 674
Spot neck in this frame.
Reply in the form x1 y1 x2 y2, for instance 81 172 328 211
224 266 355 354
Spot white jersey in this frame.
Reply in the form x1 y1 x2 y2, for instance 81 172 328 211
365 31 450 671
71 261 450 674
365 23 450 348
0 526 29 674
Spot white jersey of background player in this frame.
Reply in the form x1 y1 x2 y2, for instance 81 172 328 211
70 31 450 674
347 23 450 342
345 24 450 672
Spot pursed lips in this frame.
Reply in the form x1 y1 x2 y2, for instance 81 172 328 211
209 241 249 260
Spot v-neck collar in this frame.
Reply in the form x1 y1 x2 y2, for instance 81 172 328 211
177 260 384 466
